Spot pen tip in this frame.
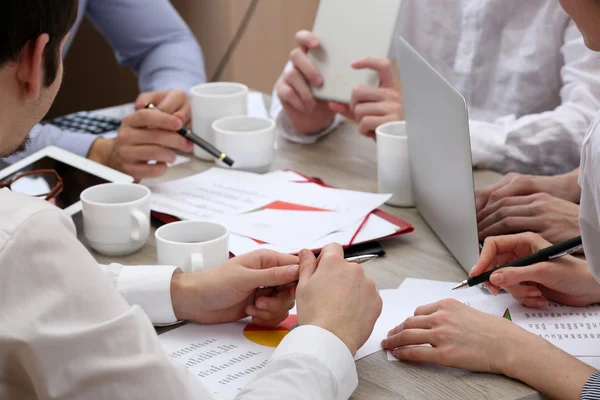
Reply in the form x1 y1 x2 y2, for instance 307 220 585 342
452 281 469 290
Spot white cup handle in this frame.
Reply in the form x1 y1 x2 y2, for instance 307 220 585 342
189 253 205 272
130 209 150 243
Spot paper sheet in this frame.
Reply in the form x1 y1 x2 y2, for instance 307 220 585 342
383 279 600 361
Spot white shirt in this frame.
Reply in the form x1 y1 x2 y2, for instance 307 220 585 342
271 0 600 175
0 190 357 399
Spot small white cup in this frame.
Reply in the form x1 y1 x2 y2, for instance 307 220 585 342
190 82 249 161
155 221 230 273
376 121 414 207
81 183 151 256
213 116 275 173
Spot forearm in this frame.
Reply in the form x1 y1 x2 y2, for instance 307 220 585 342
506 333 596 400
557 168 582 204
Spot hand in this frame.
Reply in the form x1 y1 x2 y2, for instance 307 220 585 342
475 170 581 213
329 57 403 138
135 89 192 125
477 192 580 244
88 108 194 180
472 233 600 307
382 299 539 374
277 31 337 135
295 244 382 355
170 250 300 327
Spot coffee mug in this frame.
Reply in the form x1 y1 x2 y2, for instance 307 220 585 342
190 82 248 161
155 221 230 273
81 183 151 256
213 116 276 173
376 121 415 207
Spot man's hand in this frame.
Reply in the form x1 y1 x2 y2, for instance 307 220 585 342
475 170 581 213
329 57 403 139
471 233 600 307
477 192 580 244
295 244 382 355
135 89 192 124
277 30 337 135
170 250 300 328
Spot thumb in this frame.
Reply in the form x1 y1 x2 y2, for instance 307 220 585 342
298 249 317 283
135 92 153 110
490 264 552 288
245 264 300 289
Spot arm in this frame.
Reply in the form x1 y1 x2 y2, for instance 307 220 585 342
86 0 206 92
470 22 600 175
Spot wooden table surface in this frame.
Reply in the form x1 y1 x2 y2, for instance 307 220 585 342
81 117 538 400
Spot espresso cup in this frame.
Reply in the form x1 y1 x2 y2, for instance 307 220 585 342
155 221 230 273
190 82 249 161
376 121 415 207
213 116 275 173
81 183 151 256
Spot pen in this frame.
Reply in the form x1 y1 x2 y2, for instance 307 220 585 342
263 254 379 293
452 236 584 290
144 103 234 167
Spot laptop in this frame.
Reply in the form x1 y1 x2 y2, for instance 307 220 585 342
396 37 481 273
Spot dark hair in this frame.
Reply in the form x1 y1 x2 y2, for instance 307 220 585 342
1 1 78 87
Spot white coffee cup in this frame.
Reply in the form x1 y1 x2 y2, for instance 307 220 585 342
190 82 249 161
81 183 151 256
213 116 275 173
155 221 230 273
376 121 414 207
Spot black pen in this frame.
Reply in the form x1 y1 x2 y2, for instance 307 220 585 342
144 103 234 167
452 236 584 290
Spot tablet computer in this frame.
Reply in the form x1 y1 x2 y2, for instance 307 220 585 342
308 0 402 104
0 146 133 215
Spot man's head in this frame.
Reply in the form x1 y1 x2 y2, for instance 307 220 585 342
0 1 78 157
559 0 600 51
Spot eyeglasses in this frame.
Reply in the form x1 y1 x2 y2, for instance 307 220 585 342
0 169 64 201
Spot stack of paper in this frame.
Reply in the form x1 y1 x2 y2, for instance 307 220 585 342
148 168 398 255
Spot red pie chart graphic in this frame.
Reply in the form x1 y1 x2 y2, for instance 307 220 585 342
243 314 299 347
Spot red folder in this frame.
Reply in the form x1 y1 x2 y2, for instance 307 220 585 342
151 170 414 253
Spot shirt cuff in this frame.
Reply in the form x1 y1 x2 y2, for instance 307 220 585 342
581 371 600 399
116 265 180 325
468 120 507 169
271 325 358 400
276 111 344 144
54 130 99 158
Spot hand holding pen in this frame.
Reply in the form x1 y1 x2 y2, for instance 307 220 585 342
458 233 600 308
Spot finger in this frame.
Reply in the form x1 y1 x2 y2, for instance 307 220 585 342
123 109 183 131
277 82 305 113
382 329 432 349
483 282 501 296
299 249 318 282
386 315 434 337
250 313 290 328
135 91 165 110
350 85 386 113
119 128 192 152
358 115 397 136
328 102 354 120
235 250 299 271
243 264 300 289
486 175 534 205
354 101 396 122
392 346 439 364
478 204 536 235
122 162 168 180
352 57 396 88
254 288 296 314
477 195 537 223
118 144 177 164
519 297 549 308
157 90 189 114
503 284 543 303
414 302 440 316
295 30 320 52
289 48 323 87
474 188 492 214
478 217 545 241
285 68 317 110
490 263 555 289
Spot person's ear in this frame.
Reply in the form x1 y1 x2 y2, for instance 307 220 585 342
16 34 50 101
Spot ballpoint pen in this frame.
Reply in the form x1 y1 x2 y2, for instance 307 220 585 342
263 254 379 293
452 236 583 290
144 103 234 167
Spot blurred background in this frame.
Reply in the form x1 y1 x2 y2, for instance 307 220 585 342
49 0 320 118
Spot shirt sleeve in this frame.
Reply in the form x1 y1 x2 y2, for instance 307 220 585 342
270 61 344 144
469 22 600 175
581 371 600 399
0 123 97 166
0 208 358 399
85 0 206 92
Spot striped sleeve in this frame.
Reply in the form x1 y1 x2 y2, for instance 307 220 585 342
582 371 600 399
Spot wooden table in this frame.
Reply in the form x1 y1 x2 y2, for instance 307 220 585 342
82 118 539 399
